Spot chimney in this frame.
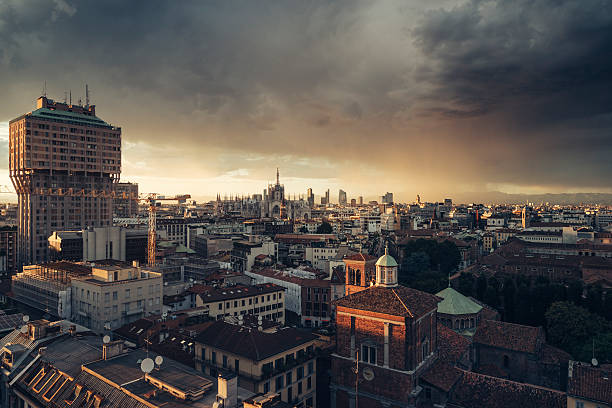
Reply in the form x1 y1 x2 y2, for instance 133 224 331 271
102 340 125 360
217 372 237 408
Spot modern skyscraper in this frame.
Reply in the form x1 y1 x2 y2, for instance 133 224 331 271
381 192 394 204
9 95 121 265
306 187 314 207
338 189 347 205
358 196 363 205
325 189 330 205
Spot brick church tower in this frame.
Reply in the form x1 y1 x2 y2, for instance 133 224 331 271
342 253 377 296
331 247 441 407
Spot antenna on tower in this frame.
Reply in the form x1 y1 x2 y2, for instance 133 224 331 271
85 83 90 107
69 90 72 105
63 91 67 104
42 81 47 97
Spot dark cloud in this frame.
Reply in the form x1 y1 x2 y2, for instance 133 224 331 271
0 0 611 197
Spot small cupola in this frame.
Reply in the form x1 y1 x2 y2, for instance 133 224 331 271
375 245 398 287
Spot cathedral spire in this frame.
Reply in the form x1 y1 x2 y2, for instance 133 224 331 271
276 168 280 185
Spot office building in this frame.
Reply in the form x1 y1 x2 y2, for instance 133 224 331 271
338 189 347 206
9 95 121 265
113 181 138 217
0 226 17 278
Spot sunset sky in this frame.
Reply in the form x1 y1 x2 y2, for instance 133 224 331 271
1 0 611 202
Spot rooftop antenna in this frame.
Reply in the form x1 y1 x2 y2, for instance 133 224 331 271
63 91 67 104
85 83 90 107
42 81 47 97
591 338 598 366
69 90 72 105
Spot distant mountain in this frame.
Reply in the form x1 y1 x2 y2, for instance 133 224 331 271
451 191 612 205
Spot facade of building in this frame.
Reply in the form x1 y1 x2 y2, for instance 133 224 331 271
196 320 318 407
9 96 121 265
48 226 148 263
113 181 138 217
194 283 286 324
70 261 163 332
0 226 17 277
331 249 441 407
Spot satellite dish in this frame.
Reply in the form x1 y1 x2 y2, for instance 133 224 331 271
155 356 164 366
363 366 375 381
592 358 599 366
23 315 29 323
103 335 111 344
20 325 28 334
141 358 154 373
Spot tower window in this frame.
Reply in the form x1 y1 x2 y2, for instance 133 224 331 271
361 344 376 365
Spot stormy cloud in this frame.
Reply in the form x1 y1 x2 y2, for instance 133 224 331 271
0 0 611 200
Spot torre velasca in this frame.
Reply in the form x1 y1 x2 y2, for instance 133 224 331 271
9 95 121 265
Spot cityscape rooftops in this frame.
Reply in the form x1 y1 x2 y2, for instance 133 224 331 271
196 283 285 303
568 361 612 405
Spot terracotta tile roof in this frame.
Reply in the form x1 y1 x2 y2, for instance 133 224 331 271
195 320 317 361
335 286 441 319
540 343 572 365
437 323 470 363
473 320 543 354
421 360 462 392
343 253 377 262
568 361 612 404
449 371 566 408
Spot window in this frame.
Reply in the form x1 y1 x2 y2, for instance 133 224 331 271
275 375 284 391
297 366 304 379
307 377 312 390
104 293 110 303
125 289 130 299
575 403 584 408
361 344 376 364
422 338 430 361
286 372 292 385
308 361 314 375
298 381 302 395
223 355 228 368
263 381 270 393
218 303 222 310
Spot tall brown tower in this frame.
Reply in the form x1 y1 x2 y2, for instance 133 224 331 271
9 95 121 265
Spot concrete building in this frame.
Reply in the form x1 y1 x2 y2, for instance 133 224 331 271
113 181 138 217
11 261 87 318
196 320 318 407
231 238 277 273
193 283 286 324
48 226 147 263
9 96 121 265
70 261 163 332
0 226 17 278
381 192 393 204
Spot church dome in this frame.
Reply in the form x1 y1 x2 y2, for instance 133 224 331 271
376 250 398 267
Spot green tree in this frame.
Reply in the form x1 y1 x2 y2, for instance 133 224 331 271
515 284 532 324
476 275 488 301
545 301 612 358
457 273 475 297
316 221 333 234
503 278 516 322
483 285 499 309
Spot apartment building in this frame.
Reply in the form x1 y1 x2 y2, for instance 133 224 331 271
194 283 286 324
196 320 318 407
70 261 162 332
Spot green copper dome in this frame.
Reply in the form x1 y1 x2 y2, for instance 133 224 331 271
376 247 398 267
435 287 482 315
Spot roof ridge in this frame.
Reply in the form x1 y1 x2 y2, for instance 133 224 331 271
391 289 414 318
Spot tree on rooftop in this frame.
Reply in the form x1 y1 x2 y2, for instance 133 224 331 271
316 221 333 234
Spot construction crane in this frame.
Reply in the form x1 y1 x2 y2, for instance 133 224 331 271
140 194 191 267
